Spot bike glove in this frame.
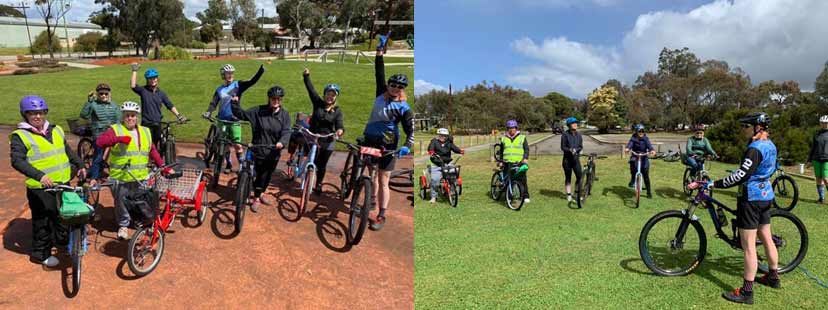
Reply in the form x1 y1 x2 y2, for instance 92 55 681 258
202 111 212 119
177 114 188 123
460 149 465 155
399 146 411 156
377 35 389 50
117 136 132 145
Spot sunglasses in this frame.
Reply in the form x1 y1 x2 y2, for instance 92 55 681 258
741 123 752 129
389 83 406 89
98 92 110 96
695 131 704 134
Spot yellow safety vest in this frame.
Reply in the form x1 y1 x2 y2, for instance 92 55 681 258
109 124 152 181
501 134 526 163
11 126 72 189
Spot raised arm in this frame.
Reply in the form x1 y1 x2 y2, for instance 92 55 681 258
375 52 387 97
130 63 139 90
302 69 325 109
238 64 265 94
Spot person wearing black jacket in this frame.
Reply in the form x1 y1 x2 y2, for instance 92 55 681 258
231 86 291 212
561 117 583 202
302 68 345 194
427 128 464 203
809 115 828 203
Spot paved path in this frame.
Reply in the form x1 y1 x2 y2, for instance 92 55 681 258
59 62 102 69
0 125 413 308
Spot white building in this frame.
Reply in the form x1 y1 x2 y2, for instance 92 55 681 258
0 16 103 48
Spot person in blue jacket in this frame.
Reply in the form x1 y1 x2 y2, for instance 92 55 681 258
625 124 656 198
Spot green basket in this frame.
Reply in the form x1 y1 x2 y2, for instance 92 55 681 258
59 191 93 225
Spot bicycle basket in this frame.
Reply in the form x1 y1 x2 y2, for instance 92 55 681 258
66 118 92 137
59 191 93 225
153 168 203 200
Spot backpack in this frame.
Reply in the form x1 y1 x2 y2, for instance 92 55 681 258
124 188 159 226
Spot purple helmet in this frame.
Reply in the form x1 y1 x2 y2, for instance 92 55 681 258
20 95 48 114
506 120 518 128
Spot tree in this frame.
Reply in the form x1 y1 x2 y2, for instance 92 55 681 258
74 32 103 54
229 0 258 51
541 91 575 121
278 0 326 48
89 6 123 56
816 61 828 101
338 0 374 49
95 0 188 57
34 0 71 59
0 4 24 17
197 0 229 56
31 30 62 55
587 85 619 134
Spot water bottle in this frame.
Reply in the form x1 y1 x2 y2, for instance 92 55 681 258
717 208 727 227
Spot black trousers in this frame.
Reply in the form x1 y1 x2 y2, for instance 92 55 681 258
141 122 162 149
563 156 582 185
253 156 279 197
314 148 334 188
629 162 652 192
27 188 68 261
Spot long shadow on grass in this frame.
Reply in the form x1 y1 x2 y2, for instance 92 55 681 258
539 189 567 199
602 186 635 207
620 255 743 291
654 187 687 202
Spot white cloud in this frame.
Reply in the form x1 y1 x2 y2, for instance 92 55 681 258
414 79 447 96
508 0 828 98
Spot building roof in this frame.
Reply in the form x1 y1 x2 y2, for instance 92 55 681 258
0 16 102 30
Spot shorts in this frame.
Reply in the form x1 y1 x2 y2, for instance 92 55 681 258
736 199 772 229
221 122 242 144
813 161 828 178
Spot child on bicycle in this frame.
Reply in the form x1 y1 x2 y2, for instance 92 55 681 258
561 117 583 202
685 124 718 177
625 124 656 198
427 128 464 204
688 112 779 305
10 95 86 267
496 120 530 203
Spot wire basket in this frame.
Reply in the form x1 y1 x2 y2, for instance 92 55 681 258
152 168 204 200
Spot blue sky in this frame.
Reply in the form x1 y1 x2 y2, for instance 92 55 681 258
414 0 828 98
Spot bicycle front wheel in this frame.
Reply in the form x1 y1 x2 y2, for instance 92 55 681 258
506 181 524 211
760 209 808 274
234 170 250 234
339 152 354 200
299 167 316 217
683 169 692 196
634 173 643 208
348 177 371 245
164 140 176 164
448 182 459 208
576 168 588 209
639 210 707 276
127 226 165 277
71 226 84 292
490 172 503 200
772 175 799 211
203 125 217 166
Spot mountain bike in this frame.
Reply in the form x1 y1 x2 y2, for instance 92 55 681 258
639 181 808 276
233 143 277 233
157 119 189 165
336 139 398 246
630 151 650 208
575 153 606 208
490 161 527 211
772 159 798 211
683 155 714 197
202 115 241 189
419 155 463 207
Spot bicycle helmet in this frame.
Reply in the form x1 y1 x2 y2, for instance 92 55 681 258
738 112 770 127
506 120 518 128
634 124 645 132
437 128 450 136
121 101 141 113
693 124 705 132
387 74 408 87
324 84 341 95
20 95 48 117
220 64 235 76
565 117 578 126
267 85 285 98
95 83 111 91
820 115 828 123
144 68 159 79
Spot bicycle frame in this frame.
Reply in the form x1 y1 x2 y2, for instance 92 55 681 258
294 128 335 190
631 152 648 188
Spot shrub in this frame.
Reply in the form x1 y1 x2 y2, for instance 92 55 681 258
31 30 62 55
149 45 192 60
190 40 207 49
74 32 103 53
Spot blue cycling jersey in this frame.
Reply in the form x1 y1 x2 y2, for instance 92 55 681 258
215 81 240 121
745 139 776 201
362 95 411 149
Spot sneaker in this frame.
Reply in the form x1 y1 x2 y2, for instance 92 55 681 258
369 215 386 231
224 163 232 174
249 201 259 213
567 195 572 202
722 288 753 305
523 198 531 203
117 227 129 240
257 196 273 206
818 198 824 204
647 192 653 198
31 256 59 267
756 274 781 289
429 197 436 204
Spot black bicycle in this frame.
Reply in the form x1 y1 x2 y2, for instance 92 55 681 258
682 155 714 197
575 153 606 208
202 115 241 189
337 139 397 245
639 181 808 276
157 119 189 165
233 143 276 234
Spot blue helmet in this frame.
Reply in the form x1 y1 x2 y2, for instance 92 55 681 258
506 120 518 128
634 124 645 132
324 84 341 96
565 117 578 125
144 68 159 79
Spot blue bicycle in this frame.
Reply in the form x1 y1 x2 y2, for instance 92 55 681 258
283 126 336 219
630 151 649 208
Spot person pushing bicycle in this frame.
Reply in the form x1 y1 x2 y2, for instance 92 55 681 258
497 120 530 203
427 128 464 204
688 112 780 305
561 117 583 202
684 124 718 177
10 95 86 267
625 124 656 198
203 64 265 174
302 67 345 194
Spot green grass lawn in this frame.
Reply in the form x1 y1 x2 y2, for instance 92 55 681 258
0 47 31 56
0 59 414 145
415 151 828 309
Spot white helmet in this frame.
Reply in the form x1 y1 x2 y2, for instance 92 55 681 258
220 64 235 76
820 115 828 123
437 128 450 136
121 101 140 113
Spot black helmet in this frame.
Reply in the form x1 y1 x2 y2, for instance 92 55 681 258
387 74 408 87
738 112 770 127
267 86 285 98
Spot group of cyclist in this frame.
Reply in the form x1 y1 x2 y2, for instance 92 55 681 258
10 36 412 268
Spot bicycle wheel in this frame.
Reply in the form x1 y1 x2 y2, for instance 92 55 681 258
418 175 428 200
203 125 217 167
448 182 459 208
772 175 799 211
210 143 225 189
299 167 315 217
634 173 643 208
348 177 371 245
234 170 249 234
77 138 94 169
127 226 166 277
389 169 414 187
576 167 588 209
759 209 808 274
506 181 525 211
339 152 354 200
639 210 707 276
71 226 83 292
164 140 176 164
195 183 209 226
490 172 503 200
285 154 297 181
682 169 693 196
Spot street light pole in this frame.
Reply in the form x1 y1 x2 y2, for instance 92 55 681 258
11 1 35 57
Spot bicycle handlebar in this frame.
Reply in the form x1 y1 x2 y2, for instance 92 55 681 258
298 126 337 139
160 119 190 126
336 139 397 157
202 115 245 125
44 184 83 193
630 151 650 157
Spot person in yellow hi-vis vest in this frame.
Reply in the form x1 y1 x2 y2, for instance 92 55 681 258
95 101 167 240
497 120 530 203
10 96 86 267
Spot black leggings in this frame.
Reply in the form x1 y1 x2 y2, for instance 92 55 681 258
27 189 68 261
253 156 279 197
314 148 334 188
141 122 162 149
629 162 651 191
563 157 582 185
